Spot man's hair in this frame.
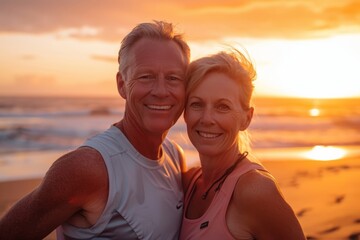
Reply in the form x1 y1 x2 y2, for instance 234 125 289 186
118 20 190 79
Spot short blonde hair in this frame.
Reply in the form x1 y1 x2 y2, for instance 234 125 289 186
118 21 190 79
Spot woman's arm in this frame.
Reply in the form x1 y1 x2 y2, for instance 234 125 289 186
228 170 306 240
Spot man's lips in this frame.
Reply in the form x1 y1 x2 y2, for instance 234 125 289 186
146 104 172 110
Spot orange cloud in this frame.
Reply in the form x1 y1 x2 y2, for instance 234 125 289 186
0 0 359 42
91 55 117 63
14 74 57 86
21 54 36 60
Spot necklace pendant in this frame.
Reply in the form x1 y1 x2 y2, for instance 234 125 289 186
201 193 207 200
199 152 249 201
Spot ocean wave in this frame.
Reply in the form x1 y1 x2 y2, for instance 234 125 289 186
0 108 122 118
333 117 360 130
0 96 358 154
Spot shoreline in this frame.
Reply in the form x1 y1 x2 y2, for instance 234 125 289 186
1 145 359 182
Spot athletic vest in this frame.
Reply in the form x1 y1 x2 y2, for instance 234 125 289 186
58 125 183 239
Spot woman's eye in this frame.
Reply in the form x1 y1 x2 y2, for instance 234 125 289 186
167 75 182 81
189 102 202 109
217 104 230 111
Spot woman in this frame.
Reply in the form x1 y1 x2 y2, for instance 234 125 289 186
180 49 306 239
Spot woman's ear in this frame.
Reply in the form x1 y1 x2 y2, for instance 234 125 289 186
116 72 126 99
240 107 254 130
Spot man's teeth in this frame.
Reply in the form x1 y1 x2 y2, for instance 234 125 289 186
198 131 221 138
147 105 171 110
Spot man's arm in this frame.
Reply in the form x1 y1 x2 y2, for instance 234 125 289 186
0 147 108 240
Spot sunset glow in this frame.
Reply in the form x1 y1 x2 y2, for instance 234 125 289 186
0 0 359 98
309 108 320 117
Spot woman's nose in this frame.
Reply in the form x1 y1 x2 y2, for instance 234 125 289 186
199 108 215 125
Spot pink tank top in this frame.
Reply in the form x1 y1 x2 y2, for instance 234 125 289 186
180 159 266 240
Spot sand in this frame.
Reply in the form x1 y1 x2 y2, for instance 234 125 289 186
262 157 360 240
1 157 359 240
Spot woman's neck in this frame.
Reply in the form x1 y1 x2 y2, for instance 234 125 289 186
199 148 242 185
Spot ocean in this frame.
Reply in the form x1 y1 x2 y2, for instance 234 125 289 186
0 96 359 181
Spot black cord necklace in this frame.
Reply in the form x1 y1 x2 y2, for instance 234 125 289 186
201 151 248 200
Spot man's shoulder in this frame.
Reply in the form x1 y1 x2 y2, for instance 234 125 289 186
54 147 103 167
33 147 108 211
45 147 107 190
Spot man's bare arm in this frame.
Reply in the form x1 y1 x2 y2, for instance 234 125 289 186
0 147 108 240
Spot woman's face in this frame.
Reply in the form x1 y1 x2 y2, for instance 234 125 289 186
185 72 252 157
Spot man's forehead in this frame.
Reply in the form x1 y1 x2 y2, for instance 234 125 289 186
130 38 186 65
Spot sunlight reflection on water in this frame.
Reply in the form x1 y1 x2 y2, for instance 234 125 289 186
309 108 320 117
303 145 347 161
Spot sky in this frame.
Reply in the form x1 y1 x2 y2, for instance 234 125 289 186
0 0 360 98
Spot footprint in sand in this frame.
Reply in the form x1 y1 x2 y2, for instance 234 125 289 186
324 165 350 173
333 194 345 204
305 236 318 240
318 226 340 235
348 232 360 240
296 208 312 217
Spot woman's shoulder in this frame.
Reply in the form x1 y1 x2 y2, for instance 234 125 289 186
233 169 282 204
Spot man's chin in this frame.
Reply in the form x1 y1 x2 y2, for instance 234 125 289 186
146 122 173 135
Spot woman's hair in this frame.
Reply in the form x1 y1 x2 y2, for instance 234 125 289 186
118 20 190 79
186 48 256 153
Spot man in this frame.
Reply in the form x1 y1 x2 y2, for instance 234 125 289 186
0 21 190 239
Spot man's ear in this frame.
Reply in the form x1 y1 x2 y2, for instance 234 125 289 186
116 72 126 99
240 107 254 130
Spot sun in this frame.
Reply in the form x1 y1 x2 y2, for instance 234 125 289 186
257 35 360 99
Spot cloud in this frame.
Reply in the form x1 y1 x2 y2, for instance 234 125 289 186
91 54 117 63
0 75 119 97
14 74 57 86
0 74 58 96
179 0 360 39
21 54 36 60
0 0 359 42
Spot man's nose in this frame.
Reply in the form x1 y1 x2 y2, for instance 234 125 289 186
151 76 169 97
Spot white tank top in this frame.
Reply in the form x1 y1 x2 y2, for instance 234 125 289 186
58 125 184 239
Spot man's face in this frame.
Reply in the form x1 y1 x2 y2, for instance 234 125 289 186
119 38 187 135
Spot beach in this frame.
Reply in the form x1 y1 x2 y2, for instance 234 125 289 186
1 153 359 240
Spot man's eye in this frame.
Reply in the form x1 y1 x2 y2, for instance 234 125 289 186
139 75 154 80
